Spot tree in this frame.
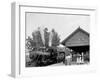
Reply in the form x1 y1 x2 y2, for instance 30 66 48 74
26 27 44 51
33 29 44 47
51 29 60 47
44 28 49 47
25 27 61 66
26 27 60 51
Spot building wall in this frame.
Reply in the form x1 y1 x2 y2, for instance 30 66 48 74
65 30 89 47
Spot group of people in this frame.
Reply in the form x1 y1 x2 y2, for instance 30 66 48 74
64 49 86 65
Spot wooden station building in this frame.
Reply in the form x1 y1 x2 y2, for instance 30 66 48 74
61 27 89 63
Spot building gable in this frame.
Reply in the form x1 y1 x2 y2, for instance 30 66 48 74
61 27 89 47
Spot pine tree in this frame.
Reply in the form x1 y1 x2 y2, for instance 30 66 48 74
51 29 60 47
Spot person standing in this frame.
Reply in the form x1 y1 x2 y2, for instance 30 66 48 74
64 49 72 65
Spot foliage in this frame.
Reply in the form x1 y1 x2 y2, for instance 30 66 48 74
51 29 60 47
26 27 60 51
44 28 49 47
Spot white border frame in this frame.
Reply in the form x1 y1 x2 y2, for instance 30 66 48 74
11 2 97 78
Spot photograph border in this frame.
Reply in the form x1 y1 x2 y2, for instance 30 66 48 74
11 2 96 78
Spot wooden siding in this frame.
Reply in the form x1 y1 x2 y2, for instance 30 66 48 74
65 30 89 47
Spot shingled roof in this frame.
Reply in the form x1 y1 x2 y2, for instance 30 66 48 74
61 27 89 46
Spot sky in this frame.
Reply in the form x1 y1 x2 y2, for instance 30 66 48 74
26 12 90 42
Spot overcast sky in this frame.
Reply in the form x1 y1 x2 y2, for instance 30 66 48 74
26 13 90 42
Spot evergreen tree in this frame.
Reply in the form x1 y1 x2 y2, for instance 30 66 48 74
51 29 60 47
44 28 49 47
26 27 60 51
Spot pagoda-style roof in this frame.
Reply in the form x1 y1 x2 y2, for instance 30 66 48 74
61 27 89 47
